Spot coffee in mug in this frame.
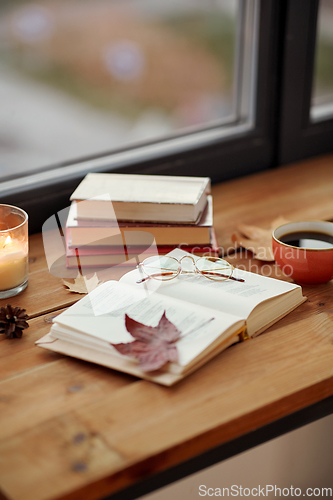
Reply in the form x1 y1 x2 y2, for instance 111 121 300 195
272 221 333 284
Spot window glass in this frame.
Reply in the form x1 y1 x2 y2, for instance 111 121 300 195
0 0 250 180
311 0 333 121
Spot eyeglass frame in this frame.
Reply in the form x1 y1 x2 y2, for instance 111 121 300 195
136 254 245 284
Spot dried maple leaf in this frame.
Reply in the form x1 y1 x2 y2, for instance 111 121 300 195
111 311 181 372
62 273 102 294
231 217 289 261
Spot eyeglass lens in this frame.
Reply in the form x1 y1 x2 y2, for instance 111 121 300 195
196 257 233 280
142 255 180 281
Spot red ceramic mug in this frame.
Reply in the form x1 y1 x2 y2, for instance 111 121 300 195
272 221 333 285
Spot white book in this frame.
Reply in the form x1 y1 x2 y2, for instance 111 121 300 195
70 173 211 223
36 249 305 386
66 196 213 247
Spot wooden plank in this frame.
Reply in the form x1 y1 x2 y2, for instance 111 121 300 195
1 311 333 500
0 412 126 500
0 353 135 442
0 315 135 442
0 312 63 382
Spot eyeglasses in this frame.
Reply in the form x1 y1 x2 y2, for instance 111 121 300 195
136 255 245 284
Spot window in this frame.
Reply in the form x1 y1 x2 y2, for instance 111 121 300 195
0 1 332 233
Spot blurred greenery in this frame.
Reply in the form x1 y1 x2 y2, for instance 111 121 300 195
1 1 331 102
314 36 333 93
0 0 36 12
1 53 150 120
163 13 236 89
0 7 236 119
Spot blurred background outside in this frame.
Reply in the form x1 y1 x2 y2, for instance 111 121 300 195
0 0 238 179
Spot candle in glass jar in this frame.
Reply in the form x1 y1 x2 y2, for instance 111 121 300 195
0 234 28 291
0 204 29 298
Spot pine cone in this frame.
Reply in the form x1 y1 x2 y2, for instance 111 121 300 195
0 304 29 339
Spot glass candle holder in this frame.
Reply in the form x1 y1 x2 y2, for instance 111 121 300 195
0 205 29 298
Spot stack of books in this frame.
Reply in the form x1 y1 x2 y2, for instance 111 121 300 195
65 173 219 268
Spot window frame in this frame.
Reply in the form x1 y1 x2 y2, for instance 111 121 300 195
279 0 333 165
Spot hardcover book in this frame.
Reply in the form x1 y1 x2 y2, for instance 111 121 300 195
66 197 213 248
70 173 211 223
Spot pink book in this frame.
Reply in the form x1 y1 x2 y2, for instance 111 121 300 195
66 229 219 268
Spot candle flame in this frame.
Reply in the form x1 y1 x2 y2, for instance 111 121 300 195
2 235 11 248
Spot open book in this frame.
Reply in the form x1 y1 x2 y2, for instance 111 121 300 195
36 249 305 386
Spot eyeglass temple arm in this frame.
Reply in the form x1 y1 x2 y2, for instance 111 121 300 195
200 271 245 282
136 272 176 284
229 275 245 282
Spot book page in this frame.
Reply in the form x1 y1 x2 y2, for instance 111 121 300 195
120 249 301 321
53 280 242 367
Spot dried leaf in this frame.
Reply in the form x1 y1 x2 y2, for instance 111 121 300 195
62 273 102 294
231 217 289 261
112 311 181 372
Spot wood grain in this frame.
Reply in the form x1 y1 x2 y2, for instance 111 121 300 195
1 153 333 500
1 312 333 500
